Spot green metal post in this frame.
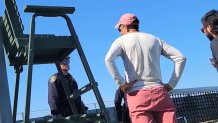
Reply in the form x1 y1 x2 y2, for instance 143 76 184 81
0 17 13 123
13 65 23 123
24 14 36 123
62 15 112 123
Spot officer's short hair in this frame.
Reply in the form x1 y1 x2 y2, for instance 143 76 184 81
201 9 218 35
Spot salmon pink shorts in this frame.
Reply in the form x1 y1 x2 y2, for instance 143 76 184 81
127 87 177 123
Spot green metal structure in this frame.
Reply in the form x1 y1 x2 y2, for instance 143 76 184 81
0 17 13 123
0 0 111 123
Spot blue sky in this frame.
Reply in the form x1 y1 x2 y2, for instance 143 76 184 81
1 0 218 119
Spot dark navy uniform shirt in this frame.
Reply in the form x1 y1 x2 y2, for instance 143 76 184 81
48 73 86 116
114 87 130 123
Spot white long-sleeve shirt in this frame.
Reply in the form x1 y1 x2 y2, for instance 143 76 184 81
105 32 186 93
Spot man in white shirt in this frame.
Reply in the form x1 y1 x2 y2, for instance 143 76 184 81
105 13 186 123
201 10 218 71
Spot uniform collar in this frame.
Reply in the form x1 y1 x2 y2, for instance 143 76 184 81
63 72 69 75
213 36 218 41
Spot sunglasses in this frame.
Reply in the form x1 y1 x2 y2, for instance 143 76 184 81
201 25 208 33
118 25 122 32
118 25 126 32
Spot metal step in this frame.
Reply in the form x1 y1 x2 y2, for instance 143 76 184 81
17 113 104 123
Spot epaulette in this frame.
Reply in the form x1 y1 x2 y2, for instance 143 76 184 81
49 75 57 83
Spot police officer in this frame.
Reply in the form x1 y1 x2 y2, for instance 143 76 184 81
48 56 88 117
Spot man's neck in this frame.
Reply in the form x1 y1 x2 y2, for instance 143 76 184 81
124 29 138 35
129 29 138 33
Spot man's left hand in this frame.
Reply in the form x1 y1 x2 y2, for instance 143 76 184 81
120 80 137 92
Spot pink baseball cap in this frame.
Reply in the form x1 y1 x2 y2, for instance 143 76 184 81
115 13 139 28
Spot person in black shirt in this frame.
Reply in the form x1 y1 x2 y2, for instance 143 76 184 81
48 56 88 117
114 87 131 123
201 10 218 71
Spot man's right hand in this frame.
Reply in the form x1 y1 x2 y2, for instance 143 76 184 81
209 57 218 68
211 62 218 68
163 83 173 92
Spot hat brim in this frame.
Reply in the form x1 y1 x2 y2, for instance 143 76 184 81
115 23 120 28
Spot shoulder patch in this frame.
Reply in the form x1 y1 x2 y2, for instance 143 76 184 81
50 76 57 83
